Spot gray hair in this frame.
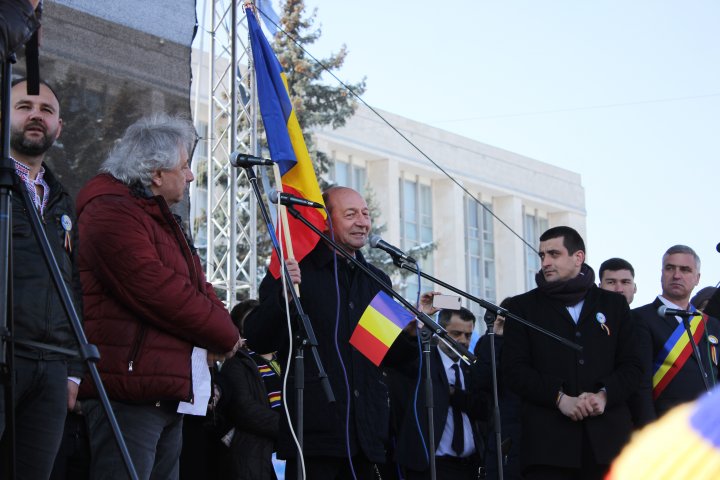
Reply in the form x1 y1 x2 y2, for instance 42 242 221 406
100 114 196 187
663 244 701 272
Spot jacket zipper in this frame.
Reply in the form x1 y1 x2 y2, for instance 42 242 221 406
127 325 147 372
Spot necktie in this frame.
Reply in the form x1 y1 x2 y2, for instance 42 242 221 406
451 363 464 456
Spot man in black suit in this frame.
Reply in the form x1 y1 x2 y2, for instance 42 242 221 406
632 245 720 425
503 226 641 480
395 305 485 480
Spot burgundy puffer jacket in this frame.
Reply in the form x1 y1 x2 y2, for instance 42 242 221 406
76 174 239 403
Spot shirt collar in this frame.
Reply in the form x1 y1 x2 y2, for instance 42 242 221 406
12 158 46 182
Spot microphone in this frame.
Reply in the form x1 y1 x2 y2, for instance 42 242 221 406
369 234 417 264
229 152 275 168
267 190 324 209
657 305 697 318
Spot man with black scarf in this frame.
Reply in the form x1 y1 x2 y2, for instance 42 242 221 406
502 226 641 480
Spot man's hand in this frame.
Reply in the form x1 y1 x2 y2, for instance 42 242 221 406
402 319 420 337
285 258 301 285
557 393 593 421
208 336 245 363
67 379 79 412
583 390 607 416
493 315 506 336
29 0 41 9
419 291 441 315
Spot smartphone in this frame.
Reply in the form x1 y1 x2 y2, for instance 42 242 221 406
432 294 462 310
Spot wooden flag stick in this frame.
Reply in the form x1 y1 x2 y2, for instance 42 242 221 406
272 165 300 296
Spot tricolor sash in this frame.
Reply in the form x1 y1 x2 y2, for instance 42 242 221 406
652 313 706 399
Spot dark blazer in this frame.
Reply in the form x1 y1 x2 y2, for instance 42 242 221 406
632 297 720 421
395 347 486 472
217 350 279 480
502 286 641 470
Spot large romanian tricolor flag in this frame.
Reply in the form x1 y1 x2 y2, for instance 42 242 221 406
246 8 326 278
350 291 415 366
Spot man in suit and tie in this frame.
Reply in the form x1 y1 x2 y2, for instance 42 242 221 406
632 245 720 425
395 305 485 480
503 226 641 480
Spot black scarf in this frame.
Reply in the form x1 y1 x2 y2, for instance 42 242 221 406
536 263 596 306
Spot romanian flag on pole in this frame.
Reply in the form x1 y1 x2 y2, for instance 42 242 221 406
350 291 415 366
245 8 326 278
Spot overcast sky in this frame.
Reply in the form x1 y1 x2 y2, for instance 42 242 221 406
294 0 720 306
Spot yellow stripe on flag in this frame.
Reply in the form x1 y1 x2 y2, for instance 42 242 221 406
358 307 403 348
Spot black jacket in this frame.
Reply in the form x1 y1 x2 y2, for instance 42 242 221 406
0 0 40 61
12 164 82 375
244 242 415 463
475 334 522 480
632 297 720 422
217 350 279 480
394 346 486 472
503 285 641 469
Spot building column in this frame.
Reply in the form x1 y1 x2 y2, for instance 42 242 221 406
548 211 587 240
493 195 526 298
431 178 466 289
366 157 400 244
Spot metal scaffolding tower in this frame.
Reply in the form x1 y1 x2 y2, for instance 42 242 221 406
190 0 259 305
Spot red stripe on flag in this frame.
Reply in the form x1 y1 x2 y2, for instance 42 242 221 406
349 323 391 367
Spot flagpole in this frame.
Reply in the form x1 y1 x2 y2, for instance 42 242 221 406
271 165 300 297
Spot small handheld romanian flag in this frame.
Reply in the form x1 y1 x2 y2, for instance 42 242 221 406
350 291 415 366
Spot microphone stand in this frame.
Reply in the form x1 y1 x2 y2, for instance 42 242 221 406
243 167 334 480
0 59 138 479
285 206 475 480
485 316 504 480
390 256 583 480
682 315 712 393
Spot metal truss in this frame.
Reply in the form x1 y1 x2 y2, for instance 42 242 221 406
190 0 259 305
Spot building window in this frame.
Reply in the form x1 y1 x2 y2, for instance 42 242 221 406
399 178 433 299
465 197 496 317
331 159 366 194
524 212 548 291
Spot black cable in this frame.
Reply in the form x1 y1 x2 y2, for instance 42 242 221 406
254 5 538 254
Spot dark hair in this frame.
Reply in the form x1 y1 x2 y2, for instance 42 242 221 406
230 299 260 336
438 306 476 328
663 244 701 272
599 258 635 279
11 77 61 106
539 226 585 255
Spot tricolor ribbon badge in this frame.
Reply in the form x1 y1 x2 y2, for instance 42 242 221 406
596 312 610 336
709 335 718 366
61 214 72 253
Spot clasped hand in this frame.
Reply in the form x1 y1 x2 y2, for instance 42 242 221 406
557 390 607 421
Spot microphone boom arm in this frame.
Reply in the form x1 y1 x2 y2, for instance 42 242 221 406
391 257 583 352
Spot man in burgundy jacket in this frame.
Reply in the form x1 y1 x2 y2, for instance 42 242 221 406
76 114 240 479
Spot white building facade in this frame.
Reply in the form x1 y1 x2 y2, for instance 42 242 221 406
314 104 586 317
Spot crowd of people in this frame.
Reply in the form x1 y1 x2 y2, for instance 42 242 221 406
2 3 720 479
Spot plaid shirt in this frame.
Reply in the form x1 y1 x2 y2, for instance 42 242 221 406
12 158 49 214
